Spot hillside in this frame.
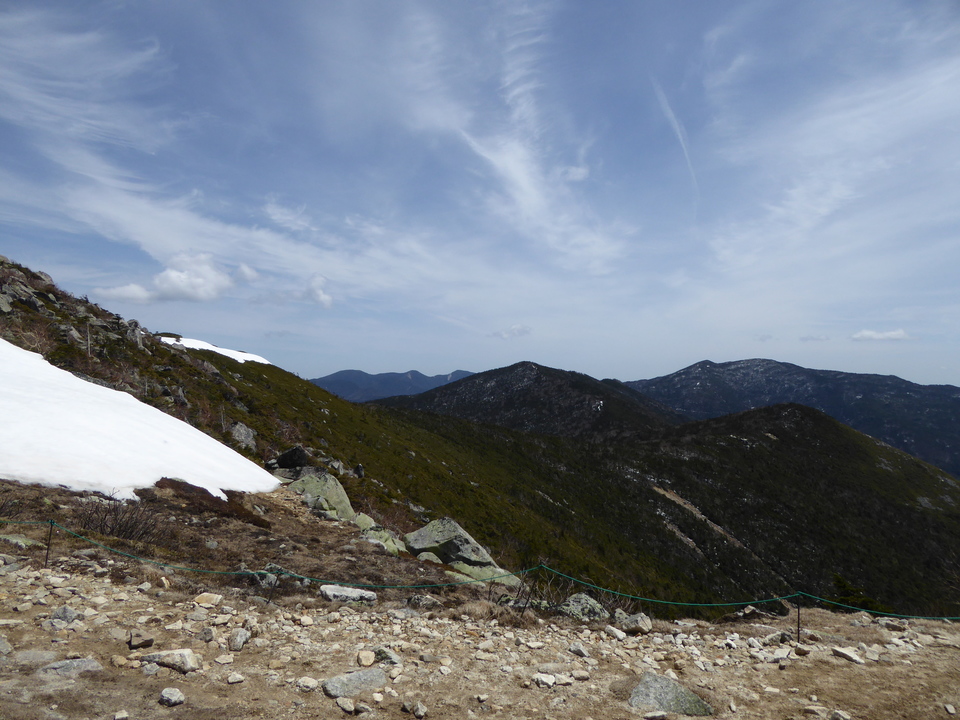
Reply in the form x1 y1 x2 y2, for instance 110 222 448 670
375 361 687 442
311 369 473 402
629 359 960 478
3 254 960 619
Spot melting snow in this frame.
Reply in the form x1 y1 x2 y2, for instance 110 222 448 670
159 336 272 365
0 339 278 499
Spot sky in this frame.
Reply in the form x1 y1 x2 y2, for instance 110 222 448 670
0 338 278 499
1 1 959 386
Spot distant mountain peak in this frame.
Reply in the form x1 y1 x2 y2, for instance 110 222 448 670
630 359 960 477
310 368 473 403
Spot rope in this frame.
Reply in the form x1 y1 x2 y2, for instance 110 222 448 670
540 565 801 607
796 591 960 621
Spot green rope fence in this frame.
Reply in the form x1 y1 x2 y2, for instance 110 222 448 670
3 518 960 621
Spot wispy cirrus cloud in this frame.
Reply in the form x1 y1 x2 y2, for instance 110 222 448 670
852 329 909 342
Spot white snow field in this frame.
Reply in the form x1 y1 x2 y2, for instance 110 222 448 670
0 338 278 499
159 336 272 364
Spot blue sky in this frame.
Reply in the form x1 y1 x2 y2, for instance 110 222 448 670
2 1 959 385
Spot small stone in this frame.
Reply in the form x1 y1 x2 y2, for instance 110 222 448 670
215 654 234 665
532 673 556 688
402 699 428 719
337 697 356 713
297 676 320 692
228 628 252 652
194 593 223 605
110 655 128 667
158 688 185 707
357 650 376 667
114 712 129 720
604 625 627 641
946 705 957 716
128 630 154 650
227 672 245 684
829 712 852 720
568 641 590 658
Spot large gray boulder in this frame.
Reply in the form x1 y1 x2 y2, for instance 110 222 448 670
557 593 608 623
404 517 494 566
627 671 714 715
322 668 387 698
289 473 356 521
404 517 519 587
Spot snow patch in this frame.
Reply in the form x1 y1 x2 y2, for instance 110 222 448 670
0 339 278 499
159 336 271 365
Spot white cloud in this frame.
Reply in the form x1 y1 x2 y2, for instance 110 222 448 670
492 324 532 339
302 274 333 307
264 197 316 233
851 329 909 341
96 254 236 303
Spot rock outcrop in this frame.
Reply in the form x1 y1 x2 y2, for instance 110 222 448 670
404 517 520 587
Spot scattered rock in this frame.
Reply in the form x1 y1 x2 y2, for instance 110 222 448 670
141 649 202 674
128 629 155 649
228 627 252 652
337 697 356 713
831 646 865 665
158 688 185 707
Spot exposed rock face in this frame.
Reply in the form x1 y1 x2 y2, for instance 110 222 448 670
627 671 714 715
230 422 257 451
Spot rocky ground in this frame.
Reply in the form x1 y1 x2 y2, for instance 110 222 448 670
2 501 960 720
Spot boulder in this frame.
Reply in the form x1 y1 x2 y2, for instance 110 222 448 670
557 593 608 623
404 517 494 567
276 445 311 468
621 611 653 635
322 667 387 698
289 473 356 521
141 649 202 674
320 584 377 604
627 671 714 715
447 560 520 588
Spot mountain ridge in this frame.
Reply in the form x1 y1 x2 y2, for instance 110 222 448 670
310 368 474 402
628 358 960 478
375 360 687 442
